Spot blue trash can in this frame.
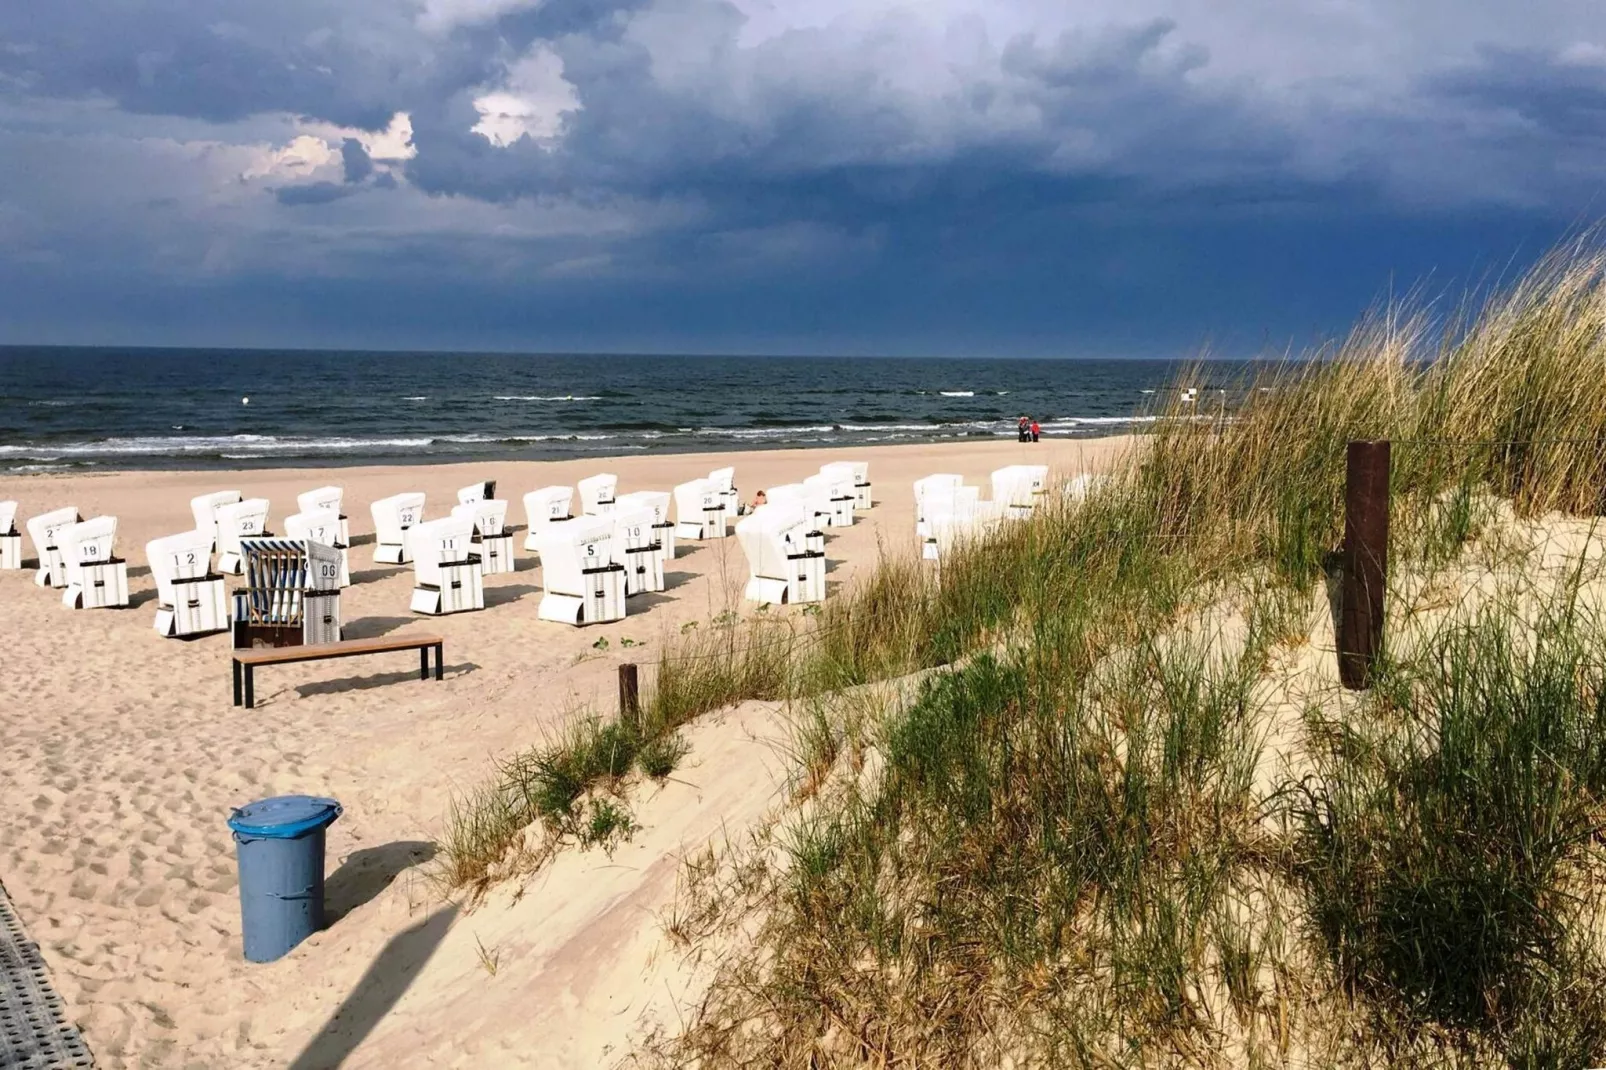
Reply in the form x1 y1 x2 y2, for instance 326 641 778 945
227 795 343 963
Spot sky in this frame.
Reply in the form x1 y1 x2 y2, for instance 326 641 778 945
0 0 1603 356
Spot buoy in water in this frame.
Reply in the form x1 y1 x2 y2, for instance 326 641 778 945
242 397 250 406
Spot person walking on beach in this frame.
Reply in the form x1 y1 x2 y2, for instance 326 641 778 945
1030 419 1041 443
1018 415 1031 442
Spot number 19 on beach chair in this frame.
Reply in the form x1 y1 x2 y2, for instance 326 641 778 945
59 516 129 609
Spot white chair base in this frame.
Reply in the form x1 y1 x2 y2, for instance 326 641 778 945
681 506 729 540
477 534 516 575
411 560 486 615
654 521 676 562
331 546 352 588
922 537 940 561
855 482 872 510
35 546 66 588
744 553 825 605
155 577 229 637
0 533 20 570
538 565 626 625
826 496 855 527
622 544 665 596
375 540 411 565
64 560 129 609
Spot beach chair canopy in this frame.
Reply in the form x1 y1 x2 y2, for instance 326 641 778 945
145 529 213 601
297 486 343 516
535 517 615 596
27 506 81 556
284 509 343 548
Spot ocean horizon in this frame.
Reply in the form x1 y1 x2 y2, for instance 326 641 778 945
0 347 1243 473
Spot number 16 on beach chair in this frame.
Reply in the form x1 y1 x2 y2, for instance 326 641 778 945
27 506 81 588
451 498 514 575
0 500 21 570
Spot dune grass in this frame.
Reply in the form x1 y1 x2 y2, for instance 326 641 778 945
646 236 1606 1066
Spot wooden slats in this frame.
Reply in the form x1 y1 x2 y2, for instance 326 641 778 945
233 634 443 666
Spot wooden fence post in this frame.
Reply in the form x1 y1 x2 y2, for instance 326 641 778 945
1339 440 1391 690
618 663 640 727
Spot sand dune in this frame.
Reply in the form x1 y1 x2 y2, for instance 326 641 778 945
0 437 1127 1067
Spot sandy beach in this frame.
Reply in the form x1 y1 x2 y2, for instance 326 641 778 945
0 435 1130 1068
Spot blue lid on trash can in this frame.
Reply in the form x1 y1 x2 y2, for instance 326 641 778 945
227 795 343 839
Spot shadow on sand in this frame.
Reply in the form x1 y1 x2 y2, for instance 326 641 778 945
324 841 437 924
287 903 459 1070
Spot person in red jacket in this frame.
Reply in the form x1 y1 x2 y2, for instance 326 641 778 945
1030 419 1041 443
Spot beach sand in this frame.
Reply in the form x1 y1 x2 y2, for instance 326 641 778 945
0 436 1131 1069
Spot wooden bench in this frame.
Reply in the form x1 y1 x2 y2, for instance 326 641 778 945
231 634 445 709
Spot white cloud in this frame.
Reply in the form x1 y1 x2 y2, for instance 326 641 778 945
417 0 544 33
472 46 581 148
239 134 341 182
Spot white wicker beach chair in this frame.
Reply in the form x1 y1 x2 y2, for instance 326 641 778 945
371 492 426 565
708 466 740 527
27 506 81 588
991 465 1049 519
737 503 825 605
913 474 964 539
578 473 619 516
146 529 228 636
457 480 497 506
674 478 727 540
804 469 856 527
919 484 981 560
190 490 242 552
58 516 128 609
0 500 20 570
522 486 575 552
284 509 352 588
407 515 484 615
762 484 828 552
297 486 350 546
611 505 664 596
451 499 514 575
616 490 675 566
215 498 272 575
535 516 626 625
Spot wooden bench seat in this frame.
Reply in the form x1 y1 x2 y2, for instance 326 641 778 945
231 634 445 709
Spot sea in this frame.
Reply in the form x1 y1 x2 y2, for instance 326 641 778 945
0 347 1239 473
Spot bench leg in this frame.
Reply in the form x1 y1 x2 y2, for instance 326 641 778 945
232 659 242 707
435 642 444 681
420 646 429 681
245 664 255 710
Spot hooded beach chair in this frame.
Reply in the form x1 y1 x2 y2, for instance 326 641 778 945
233 538 344 647
708 467 740 527
371 492 426 564
535 516 626 625
762 484 827 552
215 498 272 575
1063 473 1108 503
737 503 825 605
0 500 20 570
674 478 727 540
611 505 664 596
407 515 484 615
523 486 575 552
919 483 981 560
824 461 871 510
284 509 352 588
578 473 619 516
451 498 514 575
58 516 128 609
804 469 856 527
913 474 965 538
457 480 497 506
146 529 228 637
297 486 350 546
190 490 242 553
991 465 1049 519
27 506 81 588
616 489 675 566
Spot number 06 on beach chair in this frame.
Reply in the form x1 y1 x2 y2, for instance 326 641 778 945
232 538 344 649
